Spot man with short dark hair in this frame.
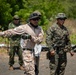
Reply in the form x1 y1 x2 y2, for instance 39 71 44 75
46 13 74 75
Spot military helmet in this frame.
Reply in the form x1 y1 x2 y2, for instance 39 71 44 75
56 13 67 19
13 15 20 20
29 13 40 20
33 10 41 16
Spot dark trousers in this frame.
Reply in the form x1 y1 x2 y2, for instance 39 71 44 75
35 56 40 75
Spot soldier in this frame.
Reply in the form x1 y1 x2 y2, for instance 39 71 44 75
0 12 44 75
46 13 74 75
8 15 24 70
33 10 42 75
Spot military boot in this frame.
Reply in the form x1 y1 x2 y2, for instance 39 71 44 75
9 66 14 70
20 66 24 70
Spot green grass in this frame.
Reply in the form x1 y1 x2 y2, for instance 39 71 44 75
0 37 9 54
0 37 9 44
70 34 76 44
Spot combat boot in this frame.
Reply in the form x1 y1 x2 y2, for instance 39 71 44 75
20 66 24 70
9 66 14 70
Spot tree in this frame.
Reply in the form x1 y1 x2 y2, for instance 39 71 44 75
0 0 12 30
1 0 76 31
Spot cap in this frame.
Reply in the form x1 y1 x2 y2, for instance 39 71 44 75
13 15 20 20
33 10 41 16
56 13 67 19
29 13 40 20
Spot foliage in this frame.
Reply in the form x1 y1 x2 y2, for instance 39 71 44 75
0 0 76 31
70 34 76 44
16 0 64 31
0 0 12 30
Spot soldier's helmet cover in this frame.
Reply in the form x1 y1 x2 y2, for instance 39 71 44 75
29 13 40 20
33 10 41 16
13 15 20 20
56 13 67 19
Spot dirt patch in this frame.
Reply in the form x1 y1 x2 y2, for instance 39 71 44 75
0 48 8 58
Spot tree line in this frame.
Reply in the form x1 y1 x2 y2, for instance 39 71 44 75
0 0 76 31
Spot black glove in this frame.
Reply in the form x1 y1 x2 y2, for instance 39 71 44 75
21 33 31 39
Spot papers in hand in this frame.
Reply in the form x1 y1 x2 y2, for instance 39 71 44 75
34 44 42 57
20 38 25 48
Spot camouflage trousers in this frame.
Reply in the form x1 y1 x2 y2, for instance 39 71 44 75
49 52 67 75
22 50 35 75
9 46 23 66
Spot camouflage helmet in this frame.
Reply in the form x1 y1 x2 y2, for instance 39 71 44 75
56 13 67 19
33 10 41 16
13 15 20 20
29 13 40 20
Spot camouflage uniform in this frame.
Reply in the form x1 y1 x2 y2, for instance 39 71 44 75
0 13 44 75
46 13 72 75
8 21 23 67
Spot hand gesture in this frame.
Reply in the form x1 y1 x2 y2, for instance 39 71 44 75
69 51 74 56
50 50 55 56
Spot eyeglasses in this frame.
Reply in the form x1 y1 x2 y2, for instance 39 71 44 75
58 18 65 20
32 18 40 21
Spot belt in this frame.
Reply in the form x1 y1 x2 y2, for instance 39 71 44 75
23 48 34 51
